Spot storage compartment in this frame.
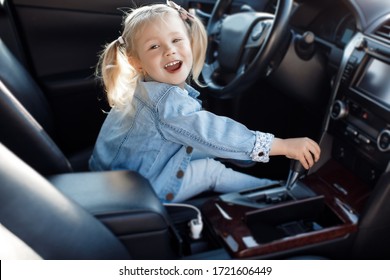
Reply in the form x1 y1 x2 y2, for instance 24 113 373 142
202 190 358 258
246 196 342 244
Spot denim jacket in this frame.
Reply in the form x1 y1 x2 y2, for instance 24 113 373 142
89 81 274 201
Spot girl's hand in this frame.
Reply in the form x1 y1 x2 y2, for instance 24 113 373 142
270 137 321 169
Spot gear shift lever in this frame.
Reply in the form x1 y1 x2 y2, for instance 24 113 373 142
285 160 306 190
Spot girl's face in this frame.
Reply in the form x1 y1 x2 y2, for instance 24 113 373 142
132 14 193 88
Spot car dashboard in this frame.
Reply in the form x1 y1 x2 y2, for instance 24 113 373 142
317 0 390 183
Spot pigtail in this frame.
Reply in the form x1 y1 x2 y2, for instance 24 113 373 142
97 38 139 108
188 15 207 86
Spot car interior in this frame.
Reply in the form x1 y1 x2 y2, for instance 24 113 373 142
0 0 390 260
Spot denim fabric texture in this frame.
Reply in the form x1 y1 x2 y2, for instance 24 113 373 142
89 81 274 202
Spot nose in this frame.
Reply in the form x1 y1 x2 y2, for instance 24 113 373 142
164 43 176 56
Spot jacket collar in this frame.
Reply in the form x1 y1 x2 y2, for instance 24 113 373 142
136 80 200 106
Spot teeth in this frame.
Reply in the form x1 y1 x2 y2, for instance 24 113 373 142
164 61 180 68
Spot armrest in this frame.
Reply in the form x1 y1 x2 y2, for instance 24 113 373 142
48 170 181 259
49 170 171 233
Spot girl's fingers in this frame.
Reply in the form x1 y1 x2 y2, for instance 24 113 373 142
302 140 321 169
304 151 314 169
306 139 321 162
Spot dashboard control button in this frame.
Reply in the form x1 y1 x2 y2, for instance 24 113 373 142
357 134 371 144
377 129 390 152
331 100 349 119
346 125 358 136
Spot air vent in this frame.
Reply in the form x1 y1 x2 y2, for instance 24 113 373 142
374 20 390 41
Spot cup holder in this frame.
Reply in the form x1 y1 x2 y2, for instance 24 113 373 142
220 182 316 209
253 190 293 204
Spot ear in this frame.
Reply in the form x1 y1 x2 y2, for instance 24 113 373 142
128 56 143 73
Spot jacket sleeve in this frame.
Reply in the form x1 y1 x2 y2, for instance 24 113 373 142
156 87 274 162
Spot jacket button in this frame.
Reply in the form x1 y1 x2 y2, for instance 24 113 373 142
176 170 184 178
186 146 193 154
165 193 174 201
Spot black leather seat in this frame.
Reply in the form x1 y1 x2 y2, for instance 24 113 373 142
0 143 131 260
0 39 90 175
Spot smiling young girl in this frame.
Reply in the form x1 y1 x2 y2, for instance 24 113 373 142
89 1 321 202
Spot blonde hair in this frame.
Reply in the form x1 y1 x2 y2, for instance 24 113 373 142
97 3 208 108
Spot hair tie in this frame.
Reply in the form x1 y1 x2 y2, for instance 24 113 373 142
117 36 125 46
167 0 194 22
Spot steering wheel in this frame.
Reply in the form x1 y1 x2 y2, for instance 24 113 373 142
202 0 293 98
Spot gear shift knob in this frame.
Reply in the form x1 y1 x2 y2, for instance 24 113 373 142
286 160 306 190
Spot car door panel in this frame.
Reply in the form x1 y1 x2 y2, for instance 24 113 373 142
7 0 133 153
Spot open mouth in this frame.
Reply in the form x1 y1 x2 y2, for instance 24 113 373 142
164 60 182 73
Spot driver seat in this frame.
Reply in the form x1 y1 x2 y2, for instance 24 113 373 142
0 38 91 175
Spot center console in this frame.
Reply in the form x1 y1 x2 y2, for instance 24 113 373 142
200 33 390 259
328 34 390 187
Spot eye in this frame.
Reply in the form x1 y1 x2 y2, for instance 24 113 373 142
173 38 182 43
149 44 159 50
